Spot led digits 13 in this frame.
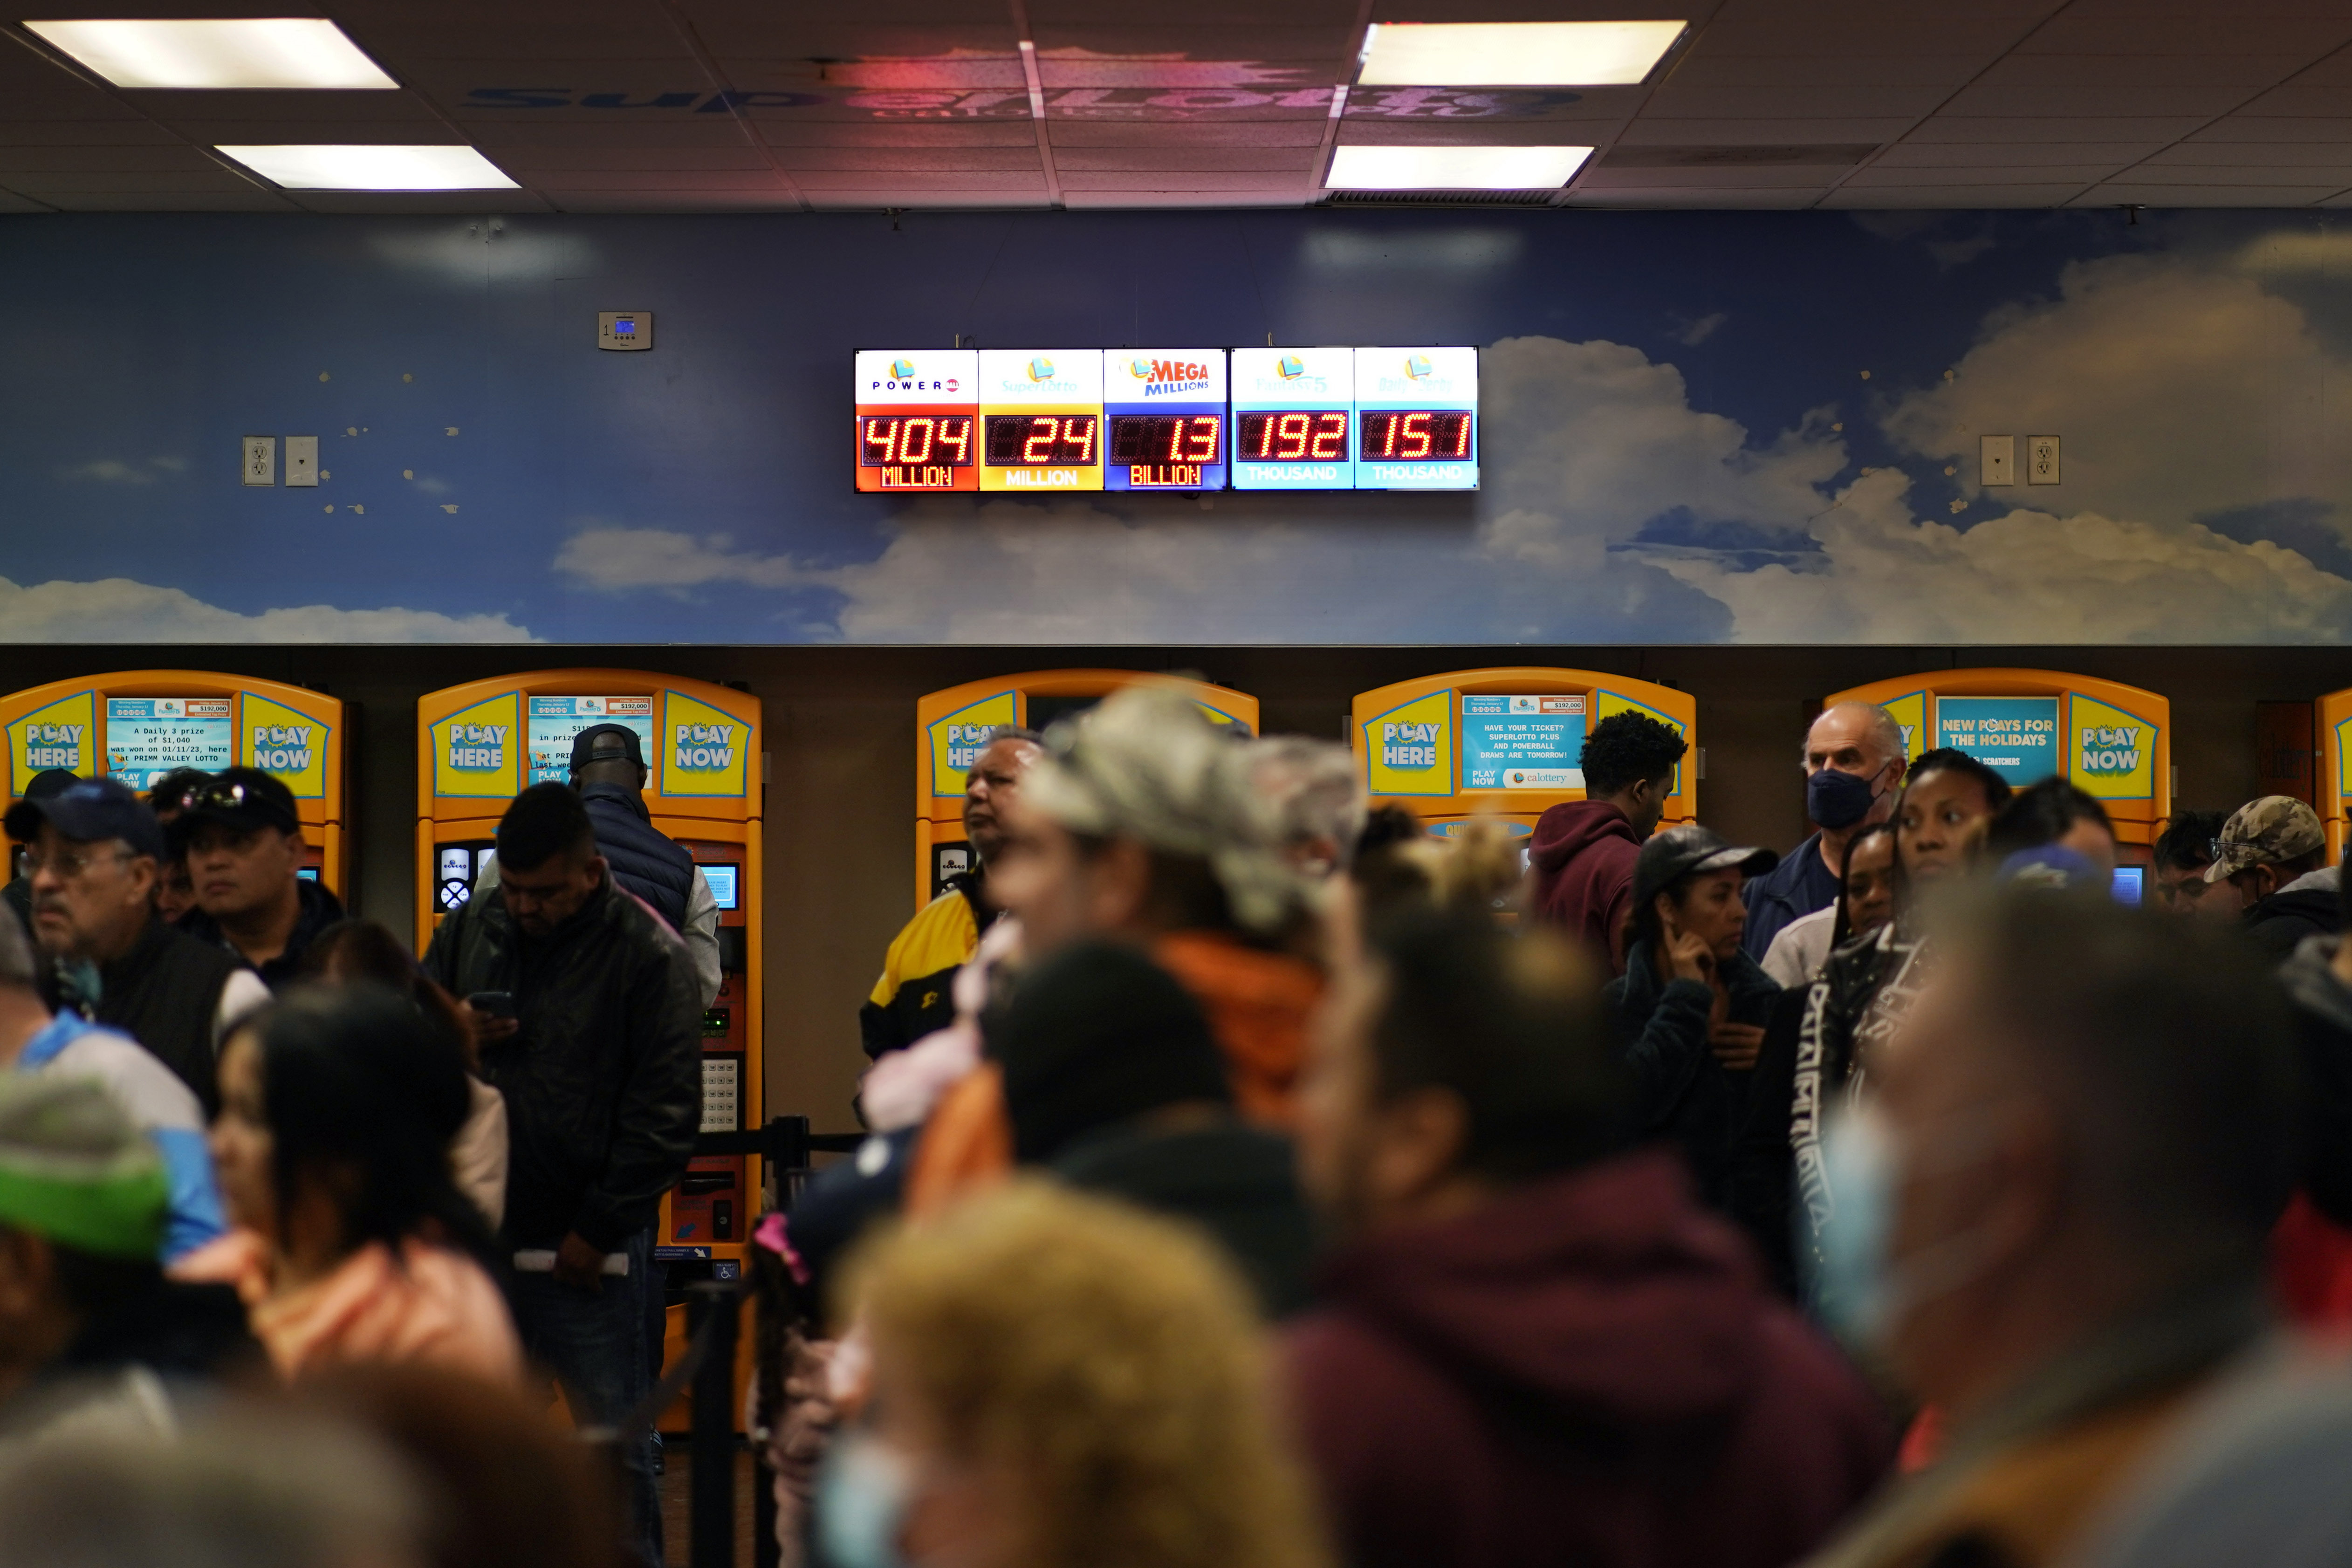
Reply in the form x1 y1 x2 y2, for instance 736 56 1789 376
1239 411 1348 461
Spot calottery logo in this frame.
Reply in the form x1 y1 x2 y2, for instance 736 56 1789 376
1406 353 1433 379
2079 725 2145 776
1381 721 1441 768
446 724 506 770
673 723 737 773
891 357 915 379
1027 356 1055 382
1276 355 1306 379
21 723 81 771
944 723 1003 770
251 725 315 772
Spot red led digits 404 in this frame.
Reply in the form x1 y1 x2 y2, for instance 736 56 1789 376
859 415 975 467
1239 410 1349 462
984 414 1097 466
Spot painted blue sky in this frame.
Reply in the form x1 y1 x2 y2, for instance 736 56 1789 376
6 205 2352 643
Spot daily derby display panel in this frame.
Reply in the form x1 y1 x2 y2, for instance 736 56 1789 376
855 348 1477 493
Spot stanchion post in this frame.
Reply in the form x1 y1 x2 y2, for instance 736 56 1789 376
688 1281 741 1568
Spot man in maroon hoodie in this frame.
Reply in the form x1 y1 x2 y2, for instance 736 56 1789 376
1529 711 1687 973
1288 906 1890 1568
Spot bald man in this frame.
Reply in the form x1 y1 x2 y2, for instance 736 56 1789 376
1743 702 1907 964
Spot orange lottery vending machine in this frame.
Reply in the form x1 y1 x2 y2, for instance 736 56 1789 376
913 670 1259 912
2314 686 2352 861
414 670 763 1283
1 671 347 891
1824 668 2171 860
1350 668 1697 851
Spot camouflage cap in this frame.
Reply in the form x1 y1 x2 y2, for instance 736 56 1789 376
2205 795 2327 882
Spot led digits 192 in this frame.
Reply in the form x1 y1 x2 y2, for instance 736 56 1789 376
984 414 1097 466
1108 415 1222 465
859 415 975 468
1359 411 1472 462
1238 411 1349 462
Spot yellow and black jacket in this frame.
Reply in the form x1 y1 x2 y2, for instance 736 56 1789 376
860 871 997 1059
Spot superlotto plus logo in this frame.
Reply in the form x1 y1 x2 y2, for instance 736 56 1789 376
447 724 506 771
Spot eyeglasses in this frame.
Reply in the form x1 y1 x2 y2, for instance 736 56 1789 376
24 843 136 880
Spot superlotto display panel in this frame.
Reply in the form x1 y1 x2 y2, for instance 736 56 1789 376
526 695 654 785
103 697 233 787
855 348 1477 493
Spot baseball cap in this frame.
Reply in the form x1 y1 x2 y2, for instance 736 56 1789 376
19 769 78 804
1631 823 1779 912
3 777 166 861
569 723 645 772
2205 796 2325 883
0 1075 168 1260
168 766 298 846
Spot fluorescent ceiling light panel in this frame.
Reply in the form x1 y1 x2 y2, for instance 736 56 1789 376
216 144 517 190
24 18 398 89
1358 21 1687 87
1327 144 1592 190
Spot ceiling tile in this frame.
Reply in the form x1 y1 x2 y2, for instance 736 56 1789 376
770 146 1039 170
1577 165 1842 188
1813 182 2085 206
1840 163 2108 185
0 188 55 211
1566 187 1823 207
1904 114 2212 142
2074 181 2343 203
1937 82 2259 116
2183 115 2352 139
2142 139 2352 164
1054 146 1316 171
1645 83 1954 117
1616 117 1916 143
1059 168 1307 188
1063 188 1303 206
1870 139 2160 165
2016 14 2352 53
1968 54 2307 88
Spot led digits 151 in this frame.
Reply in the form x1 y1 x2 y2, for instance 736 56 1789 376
1359 411 1472 461
984 414 1098 466
1238 411 1348 461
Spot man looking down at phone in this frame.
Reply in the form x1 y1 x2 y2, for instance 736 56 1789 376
422 781 700 1568
1605 824 1780 1213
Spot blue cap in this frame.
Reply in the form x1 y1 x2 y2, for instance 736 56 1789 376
4 778 167 860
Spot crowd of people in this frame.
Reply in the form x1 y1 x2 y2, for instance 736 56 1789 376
3 686 2352 1568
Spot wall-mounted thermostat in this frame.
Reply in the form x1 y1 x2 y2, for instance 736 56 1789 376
598 311 652 351
242 435 275 486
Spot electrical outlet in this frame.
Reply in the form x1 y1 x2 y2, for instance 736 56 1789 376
2027 435 2060 484
597 311 653 351
1980 433 2015 486
241 435 275 487
285 435 318 487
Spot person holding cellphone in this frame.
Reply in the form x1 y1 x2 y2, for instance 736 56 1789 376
1603 824 1781 1214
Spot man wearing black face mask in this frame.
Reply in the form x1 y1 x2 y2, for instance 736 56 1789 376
1742 702 1906 965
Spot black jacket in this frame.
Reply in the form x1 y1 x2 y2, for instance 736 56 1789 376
423 872 702 1251
2273 935 2352 1226
580 781 697 934
2247 878 2342 959
1605 940 1780 1213
47 916 246 1115
1053 1119 1317 1319
178 875 346 990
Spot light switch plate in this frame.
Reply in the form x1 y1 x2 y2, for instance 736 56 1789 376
241 435 275 486
1980 433 2015 486
597 310 652 351
2027 435 2060 484
285 435 318 486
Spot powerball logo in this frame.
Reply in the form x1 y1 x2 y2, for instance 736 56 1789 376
873 356 960 392
1131 357 1212 397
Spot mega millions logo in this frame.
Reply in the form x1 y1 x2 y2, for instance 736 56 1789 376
1405 353 1433 379
1133 357 1212 397
2079 725 2146 777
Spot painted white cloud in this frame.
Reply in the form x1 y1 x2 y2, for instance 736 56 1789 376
61 456 185 485
555 527 805 591
1656 469 2352 644
0 575 533 642
1883 251 2352 530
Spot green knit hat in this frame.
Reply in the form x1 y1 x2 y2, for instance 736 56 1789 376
0 1076 167 1260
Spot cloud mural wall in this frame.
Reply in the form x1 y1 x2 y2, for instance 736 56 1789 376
6 207 2352 644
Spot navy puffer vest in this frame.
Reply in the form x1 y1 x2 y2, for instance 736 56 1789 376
578 781 696 933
